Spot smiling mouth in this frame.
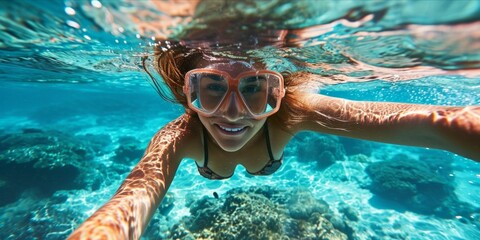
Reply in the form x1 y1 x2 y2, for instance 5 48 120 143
216 124 247 135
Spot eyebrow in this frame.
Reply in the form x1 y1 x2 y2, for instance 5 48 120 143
201 74 224 82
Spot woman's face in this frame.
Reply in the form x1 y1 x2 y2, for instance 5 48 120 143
194 57 267 152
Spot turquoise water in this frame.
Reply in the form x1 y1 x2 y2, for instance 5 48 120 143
1 0 480 239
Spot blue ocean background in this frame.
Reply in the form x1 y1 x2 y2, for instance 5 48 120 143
1 0 480 239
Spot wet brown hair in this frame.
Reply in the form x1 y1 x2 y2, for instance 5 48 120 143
143 43 310 131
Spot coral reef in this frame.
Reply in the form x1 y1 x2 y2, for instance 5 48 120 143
164 186 348 240
365 154 479 219
338 137 373 157
113 136 145 165
0 129 89 168
0 129 95 206
295 132 346 169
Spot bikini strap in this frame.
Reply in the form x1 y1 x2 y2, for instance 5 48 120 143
264 121 275 160
202 126 209 166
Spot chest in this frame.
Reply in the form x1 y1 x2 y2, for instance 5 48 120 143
188 123 291 177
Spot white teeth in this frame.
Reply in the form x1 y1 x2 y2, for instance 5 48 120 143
219 125 245 132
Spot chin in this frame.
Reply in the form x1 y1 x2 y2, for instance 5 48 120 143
198 115 266 152
217 140 248 152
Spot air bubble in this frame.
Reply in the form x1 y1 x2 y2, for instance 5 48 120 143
91 0 102 8
66 20 80 29
65 7 76 15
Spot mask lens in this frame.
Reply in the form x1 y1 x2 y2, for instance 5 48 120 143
188 73 228 113
239 73 282 116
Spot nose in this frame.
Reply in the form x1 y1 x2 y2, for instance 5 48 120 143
217 92 247 121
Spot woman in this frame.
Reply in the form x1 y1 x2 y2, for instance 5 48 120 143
69 45 480 239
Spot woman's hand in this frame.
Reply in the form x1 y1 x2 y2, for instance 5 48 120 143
68 115 193 240
293 93 480 161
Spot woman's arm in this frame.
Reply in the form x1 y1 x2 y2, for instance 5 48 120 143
68 114 194 239
294 93 480 161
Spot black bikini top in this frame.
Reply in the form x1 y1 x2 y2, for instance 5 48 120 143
195 122 283 180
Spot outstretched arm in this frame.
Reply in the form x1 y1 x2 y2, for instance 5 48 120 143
69 114 194 239
294 93 480 161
